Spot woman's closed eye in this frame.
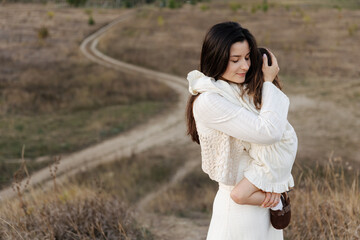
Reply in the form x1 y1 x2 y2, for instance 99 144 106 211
232 57 250 63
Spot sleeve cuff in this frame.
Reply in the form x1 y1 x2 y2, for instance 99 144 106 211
261 82 290 121
244 167 295 193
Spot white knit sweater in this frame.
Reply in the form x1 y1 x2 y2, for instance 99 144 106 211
188 70 297 193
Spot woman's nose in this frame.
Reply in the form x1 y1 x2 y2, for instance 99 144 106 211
240 60 249 71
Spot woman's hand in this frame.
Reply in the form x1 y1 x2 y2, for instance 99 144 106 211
262 49 280 83
261 191 281 208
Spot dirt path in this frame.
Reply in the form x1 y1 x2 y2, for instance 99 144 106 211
133 147 209 240
1 7 356 239
0 9 190 203
0 8 207 238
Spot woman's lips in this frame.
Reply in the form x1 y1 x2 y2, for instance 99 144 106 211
237 73 246 77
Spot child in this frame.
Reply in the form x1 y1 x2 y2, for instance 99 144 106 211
229 48 297 228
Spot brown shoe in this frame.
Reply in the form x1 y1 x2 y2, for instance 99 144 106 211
270 191 291 230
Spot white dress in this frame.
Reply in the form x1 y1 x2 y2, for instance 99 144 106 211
192 82 290 239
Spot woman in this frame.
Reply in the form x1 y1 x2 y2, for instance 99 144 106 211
186 22 296 239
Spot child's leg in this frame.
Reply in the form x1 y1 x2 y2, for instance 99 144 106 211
230 177 265 206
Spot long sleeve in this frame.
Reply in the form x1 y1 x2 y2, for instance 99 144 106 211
193 82 290 145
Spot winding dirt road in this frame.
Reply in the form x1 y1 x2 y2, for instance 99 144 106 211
3 8 344 239
0 10 193 204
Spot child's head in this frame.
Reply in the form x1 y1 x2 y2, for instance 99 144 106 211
258 47 282 90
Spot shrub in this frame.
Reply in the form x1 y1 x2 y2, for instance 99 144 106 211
37 26 49 40
251 4 259 14
88 15 95 25
200 4 209 11
348 23 358 36
229 2 241 12
302 14 312 25
157 15 164 26
66 0 87 7
262 2 269 12
0 187 153 239
168 0 176 9
84 8 92 15
47 11 54 19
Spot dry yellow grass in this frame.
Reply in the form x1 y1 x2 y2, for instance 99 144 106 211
286 159 360 239
148 155 360 239
0 185 153 239
0 4 178 189
98 1 360 172
1 2 359 239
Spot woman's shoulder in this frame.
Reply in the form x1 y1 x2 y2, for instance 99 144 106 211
194 92 229 112
193 92 241 124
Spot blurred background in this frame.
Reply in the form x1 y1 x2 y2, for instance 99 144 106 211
0 0 359 239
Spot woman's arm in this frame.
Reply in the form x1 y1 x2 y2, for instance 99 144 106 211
193 82 289 145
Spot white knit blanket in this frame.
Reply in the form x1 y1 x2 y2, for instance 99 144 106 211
187 70 297 193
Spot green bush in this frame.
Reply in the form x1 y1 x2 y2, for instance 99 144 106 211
66 0 87 7
88 15 95 25
123 0 145 8
168 0 176 8
262 2 269 12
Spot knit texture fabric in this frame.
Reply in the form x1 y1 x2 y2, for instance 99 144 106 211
188 70 297 193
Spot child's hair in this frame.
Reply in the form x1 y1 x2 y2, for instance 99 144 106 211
186 22 282 144
258 47 282 92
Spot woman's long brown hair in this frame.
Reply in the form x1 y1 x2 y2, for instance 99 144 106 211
186 22 282 144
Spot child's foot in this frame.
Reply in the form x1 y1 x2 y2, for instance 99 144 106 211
270 198 283 211
270 192 291 230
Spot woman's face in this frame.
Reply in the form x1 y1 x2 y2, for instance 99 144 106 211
220 41 251 84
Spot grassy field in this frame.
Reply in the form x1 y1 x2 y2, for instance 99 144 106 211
0 5 177 188
98 0 360 169
98 0 359 238
0 141 199 239
1 141 358 239
1 0 359 239
70 141 192 205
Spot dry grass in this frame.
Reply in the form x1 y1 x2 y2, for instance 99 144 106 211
0 185 153 239
98 2 360 170
0 142 197 239
71 141 194 204
0 61 176 159
0 4 178 188
1 2 359 238
1 61 175 115
147 166 216 218
286 159 360 239
0 142 153 239
148 155 360 239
